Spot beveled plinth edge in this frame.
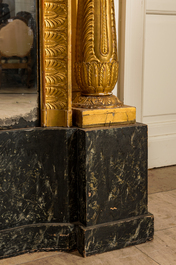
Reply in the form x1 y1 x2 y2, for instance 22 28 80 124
76 213 154 257
72 105 136 128
0 223 76 259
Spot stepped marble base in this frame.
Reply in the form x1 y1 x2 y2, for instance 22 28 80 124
0 223 76 259
77 213 154 257
0 124 154 258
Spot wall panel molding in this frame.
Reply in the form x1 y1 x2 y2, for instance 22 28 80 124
149 134 176 168
146 10 176 15
146 0 176 13
145 120 176 138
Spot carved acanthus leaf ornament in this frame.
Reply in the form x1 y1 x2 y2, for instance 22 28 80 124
44 0 67 110
73 0 122 109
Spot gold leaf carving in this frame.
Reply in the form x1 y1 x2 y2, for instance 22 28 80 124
44 3 66 29
110 62 119 89
74 0 121 108
45 31 67 57
75 61 118 96
46 87 67 110
45 31 66 41
45 59 65 68
73 94 122 109
100 63 110 88
45 0 65 3
45 3 66 15
43 0 68 110
45 73 66 86
45 44 66 57
100 0 109 56
44 17 66 29
76 0 97 63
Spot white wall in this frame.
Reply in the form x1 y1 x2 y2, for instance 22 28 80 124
143 0 176 168
120 0 176 168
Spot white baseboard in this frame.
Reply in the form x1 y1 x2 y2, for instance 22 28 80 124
148 134 176 169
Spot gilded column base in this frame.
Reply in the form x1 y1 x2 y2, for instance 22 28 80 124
73 105 136 128
72 94 122 109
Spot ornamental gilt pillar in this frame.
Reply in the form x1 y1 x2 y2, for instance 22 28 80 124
73 0 121 108
40 0 72 127
73 0 136 128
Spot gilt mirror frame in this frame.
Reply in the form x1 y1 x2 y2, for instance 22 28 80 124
40 0 72 127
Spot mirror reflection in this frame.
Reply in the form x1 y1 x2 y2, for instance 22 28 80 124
0 0 38 129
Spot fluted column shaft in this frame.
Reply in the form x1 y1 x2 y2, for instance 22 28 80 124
73 0 122 109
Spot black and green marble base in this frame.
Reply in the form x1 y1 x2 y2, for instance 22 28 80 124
77 124 149 226
77 213 154 257
0 124 154 258
76 124 154 256
0 128 78 228
0 223 76 258
0 128 77 258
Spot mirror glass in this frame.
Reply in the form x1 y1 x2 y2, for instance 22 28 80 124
0 0 39 129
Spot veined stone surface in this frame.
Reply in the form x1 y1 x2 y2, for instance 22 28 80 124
77 123 148 226
0 127 78 230
0 124 153 258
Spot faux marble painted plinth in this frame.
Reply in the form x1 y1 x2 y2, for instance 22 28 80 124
0 128 77 228
77 213 154 257
0 124 154 258
77 124 149 226
0 223 76 258
76 123 154 256
0 128 77 258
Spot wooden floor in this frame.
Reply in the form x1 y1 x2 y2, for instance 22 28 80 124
1 166 176 265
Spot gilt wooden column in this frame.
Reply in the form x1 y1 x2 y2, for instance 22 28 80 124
40 0 72 127
72 0 136 128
